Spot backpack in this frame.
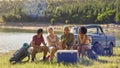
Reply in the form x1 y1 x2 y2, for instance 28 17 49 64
92 44 105 56
97 45 105 56
87 49 98 60
9 43 30 64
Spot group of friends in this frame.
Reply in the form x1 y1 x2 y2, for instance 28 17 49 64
29 26 90 62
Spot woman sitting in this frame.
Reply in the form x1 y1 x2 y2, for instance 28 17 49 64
46 27 60 61
77 26 90 57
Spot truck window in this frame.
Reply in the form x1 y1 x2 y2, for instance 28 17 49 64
97 27 103 34
70 28 78 34
87 28 97 34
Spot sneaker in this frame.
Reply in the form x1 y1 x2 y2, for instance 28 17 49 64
31 58 35 62
43 56 47 60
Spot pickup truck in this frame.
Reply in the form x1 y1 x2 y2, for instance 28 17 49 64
70 25 116 56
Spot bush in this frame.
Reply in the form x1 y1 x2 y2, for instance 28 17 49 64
50 18 55 25
2 14 19 22
2 12 51 22
65 20 69 24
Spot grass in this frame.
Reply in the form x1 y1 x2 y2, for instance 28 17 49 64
0 47 120 68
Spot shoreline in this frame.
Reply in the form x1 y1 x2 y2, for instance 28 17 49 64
0 23 120 38
0 25 64 34
0 23 120 37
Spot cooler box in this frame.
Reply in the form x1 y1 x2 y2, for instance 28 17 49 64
56 50 79 63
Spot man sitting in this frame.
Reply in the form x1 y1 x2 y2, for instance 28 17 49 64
61 26 76 50
29 29 48 61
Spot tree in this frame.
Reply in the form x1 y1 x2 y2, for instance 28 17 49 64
115 12 120 23
65 19 69 24
50 18 55 25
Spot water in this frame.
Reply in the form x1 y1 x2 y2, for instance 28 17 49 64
0 32 120 53
0 32 48 53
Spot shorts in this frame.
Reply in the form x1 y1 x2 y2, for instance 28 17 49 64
48 46 59 52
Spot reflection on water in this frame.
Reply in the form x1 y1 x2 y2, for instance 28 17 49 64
0 32 120 52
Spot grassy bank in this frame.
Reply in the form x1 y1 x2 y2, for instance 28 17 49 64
0 47 120 68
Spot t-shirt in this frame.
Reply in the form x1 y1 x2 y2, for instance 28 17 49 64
78 34 90 45
32 35 44 46
61 33 75 46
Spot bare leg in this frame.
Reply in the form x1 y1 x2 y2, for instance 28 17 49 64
49 47 57 60
81 45 89 57
41 46 48 60
57 42 63 50
31 47 36 61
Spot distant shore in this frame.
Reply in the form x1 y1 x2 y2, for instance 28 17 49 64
0 22 65 33
0 22 120 34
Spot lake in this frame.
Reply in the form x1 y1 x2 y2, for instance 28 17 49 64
0 32 120 53
0 32 49 52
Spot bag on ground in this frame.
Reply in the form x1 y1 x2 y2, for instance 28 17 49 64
87 49 98 60
92 44 105 56
9 43 30 64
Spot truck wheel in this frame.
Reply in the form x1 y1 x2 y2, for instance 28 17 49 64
108 44 113 56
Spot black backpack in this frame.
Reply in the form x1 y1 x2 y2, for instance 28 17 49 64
92 44 105 56
9 43 30 64
87 49 98 60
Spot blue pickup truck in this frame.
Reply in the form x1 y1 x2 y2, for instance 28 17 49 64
70 25 116 56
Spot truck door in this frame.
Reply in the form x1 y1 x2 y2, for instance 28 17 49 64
97 27 107 46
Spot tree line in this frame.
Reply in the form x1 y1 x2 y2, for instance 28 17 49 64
0 0 120 24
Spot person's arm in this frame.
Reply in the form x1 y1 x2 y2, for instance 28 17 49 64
41 36 46 46
42 40 46 46
55 35 60 44
60 35 66 49
81 35 89 45
55 35 59 42
78 34 82 45
72 34 76 45
30 41 35 47
86 36 90 44
61 35 66 42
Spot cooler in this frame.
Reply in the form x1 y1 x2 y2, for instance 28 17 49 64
56 50 79 63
